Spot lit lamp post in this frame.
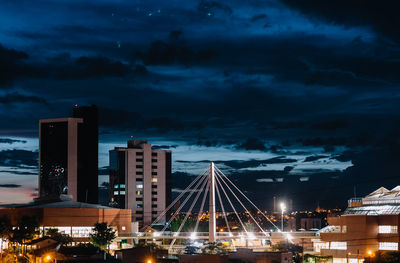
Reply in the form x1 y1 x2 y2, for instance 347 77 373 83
280 202 286 232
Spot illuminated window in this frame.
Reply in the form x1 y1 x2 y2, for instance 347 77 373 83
136 190 143 195
379 242 398 250
136 184 143 189
114 184 118 189
114 191 119 195
120 184 125 188
342 225 347 233
330 242 347 250
120 191 125 195
71 227 92 237
152 178 158 183
122 226 126 231
378 225 397 234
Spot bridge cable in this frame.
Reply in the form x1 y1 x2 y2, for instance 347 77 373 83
215 166 280 231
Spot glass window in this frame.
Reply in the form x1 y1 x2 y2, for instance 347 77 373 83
136 171 143 175
152 172 157 176
330 242 347 250
379 225 398 234
152 178 158 183
136 178 143 182
136 184 143 189
122 226 126 231
136 159 143 162
113 191 119 195
136 190 143 195
342 225 347 233
114 184 119 189
119 184 125 188
152 185 157 188
152 198 157 201
136 204 143 208
152 152 157 157
379 242 398 250
71 227 92 238
152 166 157 169
120 191 125 195
152 159 157 162
136 165 143 169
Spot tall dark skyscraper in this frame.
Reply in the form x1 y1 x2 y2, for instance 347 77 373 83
38 105 98 204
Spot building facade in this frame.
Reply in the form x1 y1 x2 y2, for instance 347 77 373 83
109 140 172 227
38 105 98 203
319 186 400 263
0 200 131 248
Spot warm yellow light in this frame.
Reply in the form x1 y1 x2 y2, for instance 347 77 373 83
45 255 51 261
368 250 373 256
147 259 152 263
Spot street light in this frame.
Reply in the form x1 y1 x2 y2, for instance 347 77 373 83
280 202 286 232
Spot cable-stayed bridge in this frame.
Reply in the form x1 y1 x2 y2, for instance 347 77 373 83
117 162 318 252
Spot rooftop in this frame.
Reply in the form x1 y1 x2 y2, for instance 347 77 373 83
345 186 400 215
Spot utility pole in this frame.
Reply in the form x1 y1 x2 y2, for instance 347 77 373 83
209 162 216 243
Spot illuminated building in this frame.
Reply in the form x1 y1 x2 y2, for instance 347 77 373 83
109 140 172 227
0 198 131 247
318 186 400 262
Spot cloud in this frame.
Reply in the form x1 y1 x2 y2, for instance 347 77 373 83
0 92 50 107
0 138 27 144
250 14 268 22
237 138 266 151
0 184 21 188
0 150 38 168
197 0 233 16
280 0 400 43
303 155 329 162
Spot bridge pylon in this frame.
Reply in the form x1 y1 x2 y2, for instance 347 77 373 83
209 162 216 243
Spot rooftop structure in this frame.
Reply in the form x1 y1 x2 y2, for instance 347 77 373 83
319 186 400 262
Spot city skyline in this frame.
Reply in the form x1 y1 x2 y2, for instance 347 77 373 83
0 0 399 210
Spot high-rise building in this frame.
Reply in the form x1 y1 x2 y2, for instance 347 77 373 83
38 105 98 203
109 140 172 227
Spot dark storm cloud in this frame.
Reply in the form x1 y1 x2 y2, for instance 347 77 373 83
177 157 297 170
303 155 328 162
0 92 50 107
197 0 233 16
280 0 400 43
0 150 38 168
136 38 216 66
236 138 267 151
0 45 30 86
0 184 21 188
0 138 27 144
59 56 131 79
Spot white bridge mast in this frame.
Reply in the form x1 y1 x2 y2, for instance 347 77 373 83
209 162 216 243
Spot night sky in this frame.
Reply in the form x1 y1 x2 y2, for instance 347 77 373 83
0 0 399 210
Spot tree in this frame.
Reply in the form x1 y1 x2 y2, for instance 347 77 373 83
45 228 73 245
9 216 39 254
0 216 11 258
89 222 116 252
201 242 227 254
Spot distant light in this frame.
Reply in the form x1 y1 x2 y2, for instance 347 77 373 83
280 202 286 212
74 104 78 107
153 232 160 237
190 232 196 240
147 259 152 263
